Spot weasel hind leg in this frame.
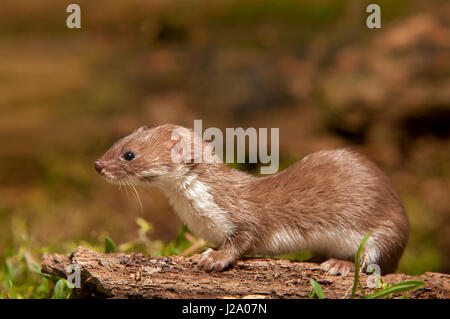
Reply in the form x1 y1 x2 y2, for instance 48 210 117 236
194 248 237 272
320 258 354 277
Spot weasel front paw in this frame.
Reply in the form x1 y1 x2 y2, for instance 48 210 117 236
196 248 234 272
320 258 354 277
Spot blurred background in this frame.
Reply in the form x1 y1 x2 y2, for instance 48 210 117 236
0 0 449 285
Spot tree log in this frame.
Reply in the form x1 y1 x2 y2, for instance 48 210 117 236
41 246 449 299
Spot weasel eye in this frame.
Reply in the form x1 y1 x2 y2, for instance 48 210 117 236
123 151 136 161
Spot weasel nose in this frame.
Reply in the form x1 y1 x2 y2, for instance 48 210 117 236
94 161 104 174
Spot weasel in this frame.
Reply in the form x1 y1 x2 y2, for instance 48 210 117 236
95 124 409 275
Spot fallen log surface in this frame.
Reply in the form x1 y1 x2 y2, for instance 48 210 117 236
41 246 449 299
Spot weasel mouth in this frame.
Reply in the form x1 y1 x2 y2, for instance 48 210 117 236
96 168 119 183
94 161 105 175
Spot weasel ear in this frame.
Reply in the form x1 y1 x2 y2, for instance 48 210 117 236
135 125 149 133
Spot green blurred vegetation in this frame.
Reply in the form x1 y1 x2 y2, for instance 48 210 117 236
0 0 449 298
0 218 198 298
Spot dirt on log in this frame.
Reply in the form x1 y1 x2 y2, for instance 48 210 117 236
41 246 449 299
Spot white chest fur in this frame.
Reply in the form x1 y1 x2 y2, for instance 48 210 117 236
157 172 235 247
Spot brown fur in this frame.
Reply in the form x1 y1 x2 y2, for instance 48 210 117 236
95 124 409 275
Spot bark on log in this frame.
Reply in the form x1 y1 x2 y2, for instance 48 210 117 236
41 246 449 299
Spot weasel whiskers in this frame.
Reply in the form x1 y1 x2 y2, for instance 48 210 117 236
125 177 144 216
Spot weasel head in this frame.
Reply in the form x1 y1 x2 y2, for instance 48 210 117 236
94 124 195 186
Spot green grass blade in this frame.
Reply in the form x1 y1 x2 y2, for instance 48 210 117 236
52 279 66 299
365 280 425 299
4 258 13 280
309 279 325 299
351 230 372 299
30 262 57 280
8 280 17 299
104 237 117 253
